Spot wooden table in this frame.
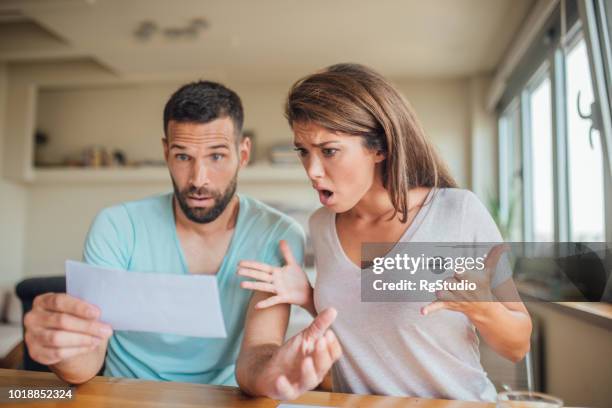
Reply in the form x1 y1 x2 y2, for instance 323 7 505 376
0 369 493 407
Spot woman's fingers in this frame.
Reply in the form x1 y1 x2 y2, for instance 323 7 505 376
312 337 332 377
421 300 448 315
279 240 297 265
238 260 274 273
240 281 277 294
436 289 454 301
303 308 337 340
256 296 284 309
237 267 273 283
325 330 343 361
484 244 510 278
275 375 298 401
300 356 320 391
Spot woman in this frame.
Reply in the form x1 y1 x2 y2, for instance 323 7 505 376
238 63 531 401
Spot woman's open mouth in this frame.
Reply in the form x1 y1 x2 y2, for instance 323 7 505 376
317 189 334 206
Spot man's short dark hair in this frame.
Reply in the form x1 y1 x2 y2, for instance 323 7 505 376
163 80 244 139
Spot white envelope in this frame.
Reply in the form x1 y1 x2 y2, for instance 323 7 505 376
66 260 227 338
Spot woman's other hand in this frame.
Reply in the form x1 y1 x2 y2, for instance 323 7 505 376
421 244 508 318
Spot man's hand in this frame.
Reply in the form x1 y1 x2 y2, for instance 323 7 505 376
24 293 113 366
255 308 342 400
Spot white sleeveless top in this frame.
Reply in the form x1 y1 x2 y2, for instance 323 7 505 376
310 188 501 401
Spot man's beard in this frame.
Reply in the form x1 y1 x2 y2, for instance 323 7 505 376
172 173 238 224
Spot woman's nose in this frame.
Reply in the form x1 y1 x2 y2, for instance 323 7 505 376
305 156 325 179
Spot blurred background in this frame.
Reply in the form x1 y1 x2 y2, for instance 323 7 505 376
0 0 610 406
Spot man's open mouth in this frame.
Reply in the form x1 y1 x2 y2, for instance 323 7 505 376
187 196 213 202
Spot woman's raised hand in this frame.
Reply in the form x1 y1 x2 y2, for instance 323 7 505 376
238 240 314 312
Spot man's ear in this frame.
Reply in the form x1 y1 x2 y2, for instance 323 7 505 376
162 137 169 163
238 135 252 168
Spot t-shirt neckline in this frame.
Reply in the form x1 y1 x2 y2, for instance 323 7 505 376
168 192 245 278
329 188 437 270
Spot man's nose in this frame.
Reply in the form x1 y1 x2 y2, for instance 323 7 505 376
189 160 210 187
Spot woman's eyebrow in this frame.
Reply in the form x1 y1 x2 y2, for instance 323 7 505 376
294 141 340 148
314 141 340 147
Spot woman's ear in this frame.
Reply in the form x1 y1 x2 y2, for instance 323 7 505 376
374 150 386 163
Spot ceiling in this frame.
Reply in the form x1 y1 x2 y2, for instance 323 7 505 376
0 0 535 81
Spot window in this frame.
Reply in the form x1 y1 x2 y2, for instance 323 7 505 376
565 39 605 241
499 102 523 240
497 1 612 244
526 76 555 241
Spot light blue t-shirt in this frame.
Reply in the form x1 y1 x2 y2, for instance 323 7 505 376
83 193 305 385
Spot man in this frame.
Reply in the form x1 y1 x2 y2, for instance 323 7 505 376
23 81 317 386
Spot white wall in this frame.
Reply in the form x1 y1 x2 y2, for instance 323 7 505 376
0 183 27 287
527 303 612 407
0 64 27 288
468 76 498 199
394 78 471 188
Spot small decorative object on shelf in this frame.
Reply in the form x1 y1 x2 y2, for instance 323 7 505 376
112 149 127 166
82 145 111 167
53 147 164 169
268 143 300 165
34 130 51 167
136 159 166 167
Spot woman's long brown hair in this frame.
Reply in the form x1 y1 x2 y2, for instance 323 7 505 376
285 63 457 222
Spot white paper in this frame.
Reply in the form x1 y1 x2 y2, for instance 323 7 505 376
66 260 227 338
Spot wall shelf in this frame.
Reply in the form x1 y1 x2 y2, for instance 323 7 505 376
29 163 308 185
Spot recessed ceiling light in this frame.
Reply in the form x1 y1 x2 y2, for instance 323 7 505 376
133 18 209 42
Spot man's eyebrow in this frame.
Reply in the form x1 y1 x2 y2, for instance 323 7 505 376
169 143 230 150
209 144 230 150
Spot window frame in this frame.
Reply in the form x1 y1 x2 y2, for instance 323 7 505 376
497 0 611 243
498 99 522 240
523 63 555 242
578 0 612 243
